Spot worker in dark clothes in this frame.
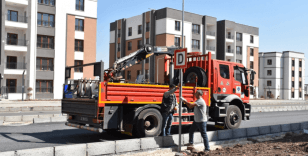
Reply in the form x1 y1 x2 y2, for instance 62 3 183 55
161 84 179 136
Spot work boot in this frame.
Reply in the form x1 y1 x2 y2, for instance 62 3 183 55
184 143 194 146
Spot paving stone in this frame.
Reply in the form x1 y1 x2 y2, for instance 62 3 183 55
141 136 163 150
247 127 259 137
5 116 22 122
259 126 271 135
87 141 115 156
281 124 291 132
232 128 247 139
33 118 50 123
38 114 53 118
290 123 301 131
270 125 281 133
116 139 140 153
22 115 38 122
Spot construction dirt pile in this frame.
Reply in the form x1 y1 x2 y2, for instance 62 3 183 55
188 133 308 156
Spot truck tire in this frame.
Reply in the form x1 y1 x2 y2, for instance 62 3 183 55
135 108 162 137
224 105 242 129
183 67 207 87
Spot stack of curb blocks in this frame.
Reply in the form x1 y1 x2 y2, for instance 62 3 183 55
1 121 307 156
0 114 67 125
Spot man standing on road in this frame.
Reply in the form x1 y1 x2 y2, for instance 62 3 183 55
161 84 179 136
182 90 210 152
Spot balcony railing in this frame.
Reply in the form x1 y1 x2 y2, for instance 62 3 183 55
1 86 26 94
75 46 83 52
6 14 28 23
76 4 84 11
38 0 55 6
206 46 215 51
36 65 54 71
37 42 54 49
36 87 53 93
6 38 27 46
236 38 242 41
5 62 27 69
206 31 215 36
75 25 84 31
226 49 234 53
236 51 242 55
37 20 55 27
226 35 234 39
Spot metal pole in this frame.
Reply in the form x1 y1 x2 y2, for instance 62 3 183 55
178 0 184 153
22 70 25 101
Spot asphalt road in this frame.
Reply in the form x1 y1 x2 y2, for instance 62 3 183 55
0 110 308 152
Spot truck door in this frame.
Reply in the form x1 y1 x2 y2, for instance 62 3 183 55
217 64 232 94
233 66 249 99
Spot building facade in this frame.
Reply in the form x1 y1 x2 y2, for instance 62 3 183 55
259 51 305 100
0 0 97 100
216 20 259 98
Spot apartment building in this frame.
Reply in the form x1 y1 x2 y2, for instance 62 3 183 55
259 51 305 100
109 7 217 84
0 0 97 100
216 20 259 98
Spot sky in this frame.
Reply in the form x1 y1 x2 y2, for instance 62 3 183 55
96 0 308 83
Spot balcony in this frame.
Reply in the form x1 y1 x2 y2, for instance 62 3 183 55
5 38 28 52
5 14 28 29
75 25 84 31
206 46 215 51
37 42 54 49
5 0 28 6
226 49 234 56
206 31 215 40
4 62 27 75
37 20 55 27
226 35 234 43
36 65 54 71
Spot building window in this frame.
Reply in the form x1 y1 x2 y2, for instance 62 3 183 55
175 21 180 31
37 13 55 27
292 60 295 66
74 60 83 72
267 80 271 86
128 27 132 36
227 32 232 39
267 70 272 76
292 81 294 87
267 59 272 65
299 71 302 77
127 71 131 80
267 91 272 98
75 40 84 52
137 40 142 49
118 29 121 38
146 38 149 44
299 92 302 98
7 33 19 46
175 37 180 47
128 42 132 51
38 0 55 6
37 35 54 49
192 40 200 49
299 81 302 88
76 0 84 11
250 61 254 69
36 57 53 71
145 70 149 80
250 87 254 95
117 43 120 52
36 80 53 93
236 46 242 55
6 79 17 93
292 71 294 77
236 33 242 41
250 48 254 56
146 22 150 32
291 92 294 98
236 59 242 63
250 35 254 43
192 24 200 34
75 19 84 31
299 61 302 67
138 25 142 34
7 10 18 22
6 56 18 69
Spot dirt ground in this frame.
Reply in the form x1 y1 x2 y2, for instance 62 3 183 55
187 133 308 156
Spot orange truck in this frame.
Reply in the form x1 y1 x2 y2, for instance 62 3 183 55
62 45 255 137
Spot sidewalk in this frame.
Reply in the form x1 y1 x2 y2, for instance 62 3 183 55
0 101 61 107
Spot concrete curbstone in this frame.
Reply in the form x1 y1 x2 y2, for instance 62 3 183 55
33 118 51 123
55 144 86 156
53 114 62 117
43 107 54 111
87 141 115 156
4 116 22 122
290 123 301 131
21 107 33 111
16 147 54 156
281 124 291 132
0 120 3 125
53 107 61 111
232 128 247 139
0 151 15 156
0 107 10 112
246 127 259 137
193 132 203 143
51 117 67 122
162 135 175 147
218 129 232 140
22 115 38 122
141 136 163 150
301 121 308 130
0 116 4 121
116 139 140 153
270 125 281 133
33 107 43 111
259 126 271 135
38 114 53 118
9 107 21 112
207 131 218 141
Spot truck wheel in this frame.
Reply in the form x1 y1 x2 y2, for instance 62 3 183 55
224 106 242 129
183 67 207 87
135 108 162 137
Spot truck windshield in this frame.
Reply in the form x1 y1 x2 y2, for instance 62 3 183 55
234 67 248 85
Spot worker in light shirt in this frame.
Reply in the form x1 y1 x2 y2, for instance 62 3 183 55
181 90 210 152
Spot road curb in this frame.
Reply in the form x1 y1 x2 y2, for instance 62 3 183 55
0 114 67 125
0 106 61 112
